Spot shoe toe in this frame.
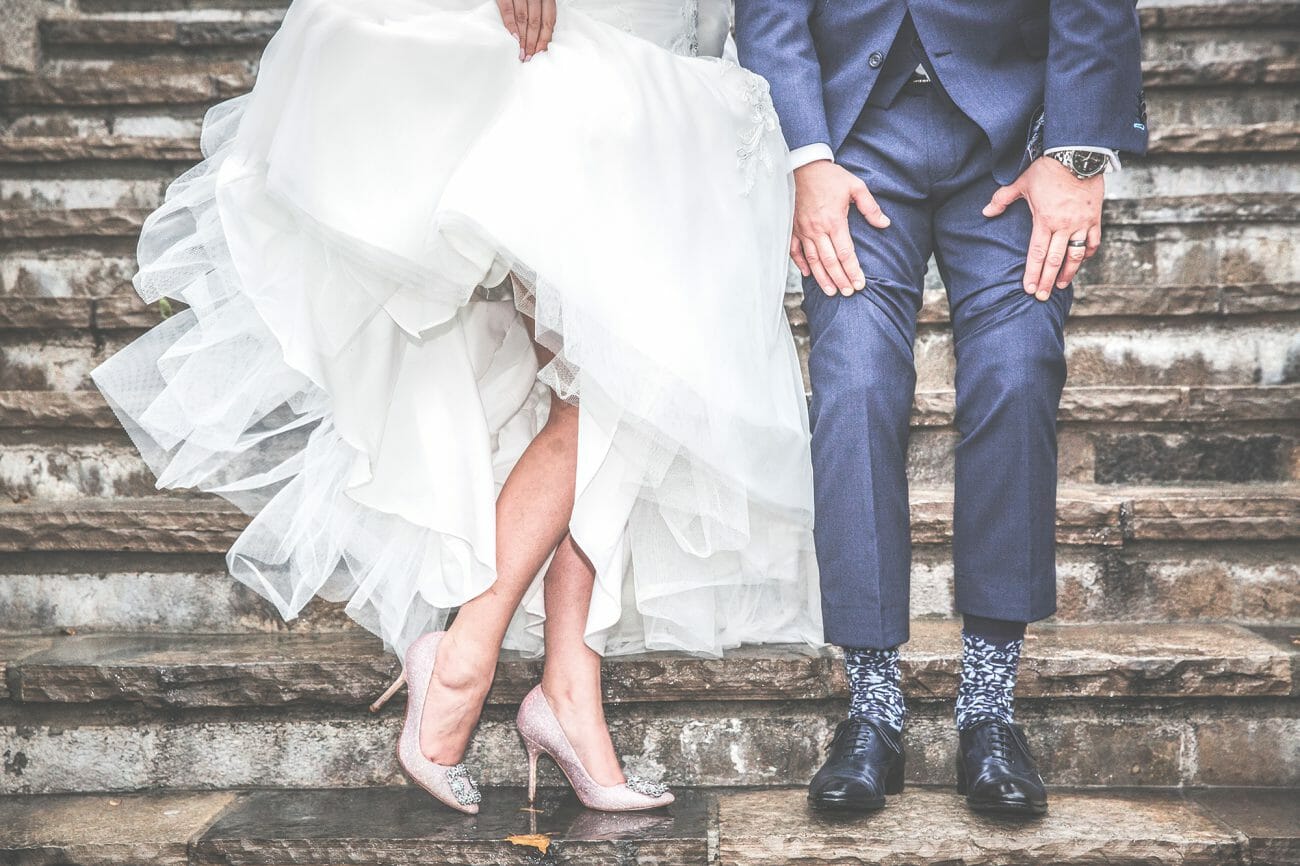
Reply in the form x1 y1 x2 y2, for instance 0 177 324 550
970 776 1045 812
811 774 881 803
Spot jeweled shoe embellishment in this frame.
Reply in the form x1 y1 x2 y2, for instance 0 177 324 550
446 764 482 805
625 775 669 797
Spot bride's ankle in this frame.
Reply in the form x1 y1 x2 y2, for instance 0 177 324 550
541 677 606 720
432 634 497 693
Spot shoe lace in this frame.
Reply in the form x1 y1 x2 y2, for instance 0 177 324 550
986 721 1013 761
836 720 889 752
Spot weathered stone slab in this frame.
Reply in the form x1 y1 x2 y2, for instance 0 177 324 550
4 695 1296 793
0 134 203 163
7 622 1290 709
193 786 707 866
0 440 162 500
3 542 1295 636
0 60 255 107
1092 432 1293 483
3 485 1294 554
1142 56 1299 87
0 497 245 553
0 557 357 636
1139 3 1300 30
1152 121 1300 153
0 207 151 241
41 12 284 50
3 385 1295 435
1193 788 1300 866
0 296 93 329
0 636 55 701
1125 486 1300 541
1050 544 1300 626
7 423 1287 500
0 390 118 429
716 788 1246 866
4 194 1293 242
0 252 135 299
0 790 238 866
1191 715 1300 788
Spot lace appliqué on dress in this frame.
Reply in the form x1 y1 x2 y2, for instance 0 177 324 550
669 0 700 56
733 68 781 195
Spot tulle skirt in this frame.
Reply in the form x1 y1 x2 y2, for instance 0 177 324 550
92 0 822 657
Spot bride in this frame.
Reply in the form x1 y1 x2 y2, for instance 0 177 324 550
93 0 819 814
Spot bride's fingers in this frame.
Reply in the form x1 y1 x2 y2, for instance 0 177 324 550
513 0 528 58
496 0 519 40
536 0 557 53
524 0 543 58
790 235 811 278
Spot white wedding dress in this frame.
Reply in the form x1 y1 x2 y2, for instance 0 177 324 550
92 0 821 657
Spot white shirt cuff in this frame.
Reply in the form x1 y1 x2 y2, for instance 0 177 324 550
1044 146 1122 172
789 143 835 171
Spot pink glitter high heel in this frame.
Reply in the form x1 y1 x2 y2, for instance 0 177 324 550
516 684 674 812
371 631 482 815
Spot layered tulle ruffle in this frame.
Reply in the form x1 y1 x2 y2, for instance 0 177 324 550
93 0 821 657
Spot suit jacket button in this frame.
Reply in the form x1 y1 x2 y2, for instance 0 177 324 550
868 51 884 68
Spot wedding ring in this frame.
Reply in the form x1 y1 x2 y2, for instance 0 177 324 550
1067 240 1087 248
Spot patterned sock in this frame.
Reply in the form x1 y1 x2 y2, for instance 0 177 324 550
955 617 1025 731
843 646 906 734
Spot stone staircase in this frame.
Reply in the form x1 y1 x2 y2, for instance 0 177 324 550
0 0 1297 862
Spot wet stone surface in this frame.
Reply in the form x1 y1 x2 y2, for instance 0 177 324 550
716 787 1247 866
1192 787 1300 866
0 789 237 866
193 786 707 866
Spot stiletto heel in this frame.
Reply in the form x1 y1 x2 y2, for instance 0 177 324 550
515 685 673 812
369 672 407 713
526 738 543 804
383 632 482 814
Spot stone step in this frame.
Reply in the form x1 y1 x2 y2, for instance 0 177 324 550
4 623 1292 708
5 314 1293 393
0 623 1295 793
4 193 1292 239
3 284 1294 333
31 2 1298 52
6 209 1296 299
1 386 1296 502
1 484 1296 554
2 537 1296 635
8 787 1295 866
2 385 1296 431
717 787 1300 866
5 101 1295 167
1 52 1294 110
3 124 1297 169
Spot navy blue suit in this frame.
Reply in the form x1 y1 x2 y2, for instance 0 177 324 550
735 2 1147 648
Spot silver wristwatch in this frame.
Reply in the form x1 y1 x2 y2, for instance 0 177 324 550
1050 149 1109 180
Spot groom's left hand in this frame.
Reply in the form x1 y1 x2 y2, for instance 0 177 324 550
982 157 1104 302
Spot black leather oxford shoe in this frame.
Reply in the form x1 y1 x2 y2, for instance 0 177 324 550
956 718 1048 816
808 718 905 812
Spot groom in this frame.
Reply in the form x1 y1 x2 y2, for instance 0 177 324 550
735 1 1147 815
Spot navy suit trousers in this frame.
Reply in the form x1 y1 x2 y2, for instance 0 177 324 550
805 80 1069 649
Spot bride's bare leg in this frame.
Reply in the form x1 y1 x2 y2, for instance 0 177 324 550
420 317 578 764
540 533 625 786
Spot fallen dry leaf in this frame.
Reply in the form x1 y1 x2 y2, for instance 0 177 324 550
505 833 551 854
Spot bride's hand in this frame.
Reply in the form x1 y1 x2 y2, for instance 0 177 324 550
496 0 557 61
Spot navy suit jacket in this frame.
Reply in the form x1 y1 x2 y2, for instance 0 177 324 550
734 0 1149 183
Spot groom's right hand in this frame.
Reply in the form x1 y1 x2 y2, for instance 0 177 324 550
792 160 890 297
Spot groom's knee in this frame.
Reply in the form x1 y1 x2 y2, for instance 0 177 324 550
954 310 1067 431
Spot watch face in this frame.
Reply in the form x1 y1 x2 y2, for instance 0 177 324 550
1073 151 1108 176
